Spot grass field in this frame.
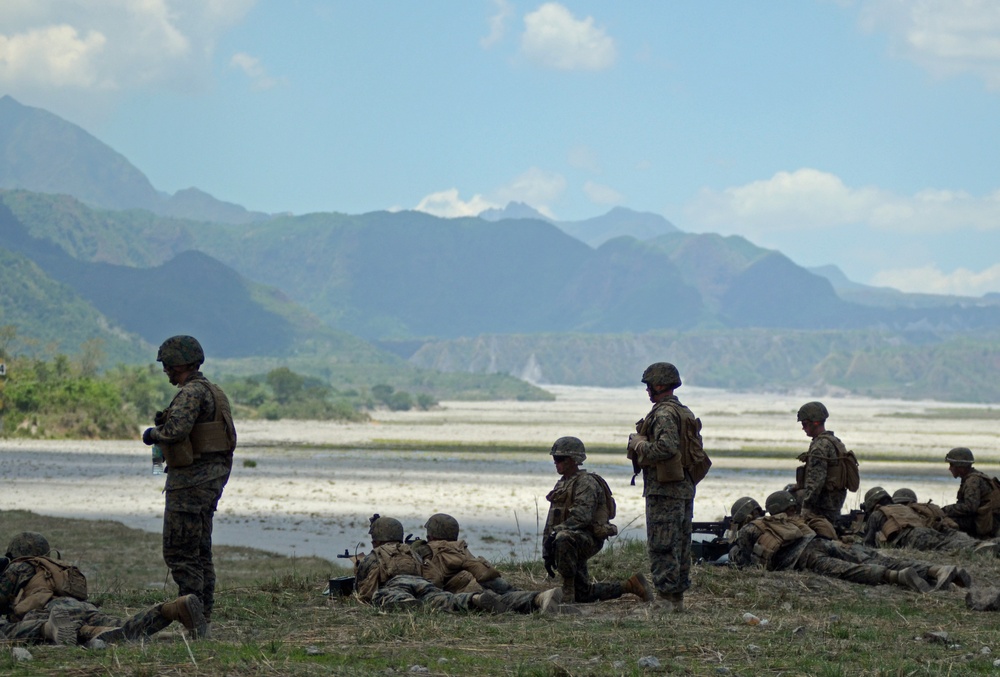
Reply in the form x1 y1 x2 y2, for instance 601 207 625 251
4 509 1000 676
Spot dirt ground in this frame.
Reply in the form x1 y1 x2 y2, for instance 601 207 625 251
0 385 996 564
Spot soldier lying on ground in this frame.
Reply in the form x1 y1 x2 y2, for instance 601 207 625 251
418 513 570 613
862 486 1000 557
729 492 970 593
0 531 205 645
355 516 562 614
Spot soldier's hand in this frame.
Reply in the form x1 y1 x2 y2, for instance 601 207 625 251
627 433 646 453
154 410 167 426
142 428 155 446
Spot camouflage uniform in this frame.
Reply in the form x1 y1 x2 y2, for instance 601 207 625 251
864 504 990 554
146 372 235 622
731 516 935 587
944 470 999 538
421 540 541 613
632 396 694 597
797 431 847 523
0 560 171 644
544 470 622 603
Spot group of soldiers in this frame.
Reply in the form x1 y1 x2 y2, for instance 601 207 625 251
722 402 1000 598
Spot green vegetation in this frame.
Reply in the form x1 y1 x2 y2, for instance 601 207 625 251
3 509 1000 675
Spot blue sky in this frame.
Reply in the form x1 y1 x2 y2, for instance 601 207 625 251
3 1 1000 295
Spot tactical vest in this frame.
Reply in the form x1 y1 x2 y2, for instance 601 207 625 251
162 380 237 468
10 556 88 620
637 399 711 485
970 471 1000 537
750 515 815 571
909 502 959 531
797 434 858 493
803 515 838 540
547 472 618 540
876 504 925 545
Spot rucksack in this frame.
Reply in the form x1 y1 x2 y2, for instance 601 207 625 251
11 556 88 618
588 472 619 539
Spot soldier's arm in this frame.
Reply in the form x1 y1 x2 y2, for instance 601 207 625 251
561 475 599 531
862 511 882 548
634 406 682 465
952 477 986 517
729 524 759 567
800 440 832 504
151 384 207 444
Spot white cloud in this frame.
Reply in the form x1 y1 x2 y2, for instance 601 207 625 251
872 263 1000 296
481 0 513 49
230 51 281 90
0 0 255 93
583 180 622 206
520 3 616 71
414 189 499 218
493 167 567 218
686 168 1000 235
860 0 1000 89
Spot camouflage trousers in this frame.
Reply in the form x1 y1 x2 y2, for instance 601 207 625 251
646 495 692 595
1 597 170 644
551 529 622 603
372 575 543 613
801 488 847 525
796 539 932 586
482 578 549 613
892 526 985 555
163 475 227 621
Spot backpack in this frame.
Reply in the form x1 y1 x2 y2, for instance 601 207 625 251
820 436 860 493
588 472 619 539
11 556 88 618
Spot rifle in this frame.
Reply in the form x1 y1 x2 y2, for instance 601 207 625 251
542 532 556 578
834 509 866 535
691 517 732 564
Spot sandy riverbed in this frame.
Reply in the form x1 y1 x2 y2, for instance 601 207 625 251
1 385 997 564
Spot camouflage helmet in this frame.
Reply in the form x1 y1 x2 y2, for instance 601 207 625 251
892 488 918 505
5 531 50 559
368 515 404 543
156 335 205 368
863 486 891 513
796 401 829 423
731 497 763 526
945 447 975 467
641 362 681 389
765 490 798 516
550 436 586 464
424 513 460 541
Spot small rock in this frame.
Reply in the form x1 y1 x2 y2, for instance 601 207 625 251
980 646 991 654
638 656 661 669
792 626 806 637
716 668 732 675
924 631 949 644
407 666 429 673
548 654 560 661
993 658 1000 667
613 661 626 669
828 614 840 622
11 647 32 662
748 644 761 654
85 638 107 650
305 646 323 656
759 618 769 627
781 602 792 611
437 657 448 664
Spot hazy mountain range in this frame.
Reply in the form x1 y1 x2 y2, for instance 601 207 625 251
2 94 998 401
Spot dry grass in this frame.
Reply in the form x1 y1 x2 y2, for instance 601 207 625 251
4 510 1000 675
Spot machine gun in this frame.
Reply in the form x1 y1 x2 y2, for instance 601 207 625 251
834 509 866 536
691 517 732 564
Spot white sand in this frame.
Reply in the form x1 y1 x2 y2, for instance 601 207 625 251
1 385 996 564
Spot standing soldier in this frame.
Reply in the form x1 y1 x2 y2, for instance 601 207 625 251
543 436 652 605
141 335 236 638
789 401 854 524
942 447 1000 538
627 362 705 611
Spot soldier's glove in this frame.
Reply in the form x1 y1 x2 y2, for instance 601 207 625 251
142 428 155 446
627 433 647 454
154 410 167 426
410 539 432 562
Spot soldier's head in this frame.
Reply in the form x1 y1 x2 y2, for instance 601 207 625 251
765 490 799 516
156 335 204 386
551 436 586 475
5 531 50 559
641 362 681 402
424 513 460 541
730 497 764 527
945 447 975 478
796 401 828 438
892 488 918 505
863 486 891 514
368 514 404 546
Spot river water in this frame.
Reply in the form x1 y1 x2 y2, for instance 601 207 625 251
1 385 997 564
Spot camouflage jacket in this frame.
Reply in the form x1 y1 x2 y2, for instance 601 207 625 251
355 543 423 602
799 432 846 513
544 470 610 538
633 396 695 500
421 540 499 590
0 560 35 618
730 515 815 571
945 470 995 519
149 372 235 490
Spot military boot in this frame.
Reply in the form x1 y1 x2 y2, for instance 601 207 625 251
927 565 957 591
974 541 1000 557
887 568 931 593
534 588 563 614
953 567 973 588
471 590 506 613
161 594 208 638
80 624 125 644
622 574 654 602
654 591 684 612
43 607 81 645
